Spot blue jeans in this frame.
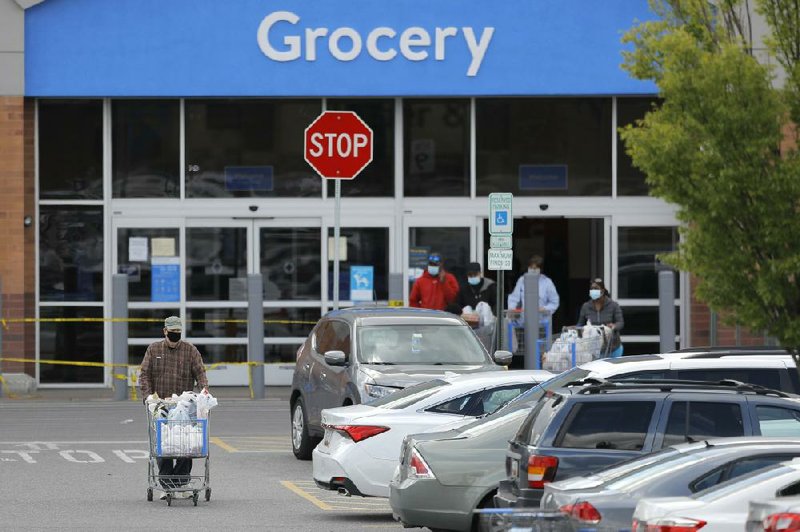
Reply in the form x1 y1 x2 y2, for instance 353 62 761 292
609 345 624 358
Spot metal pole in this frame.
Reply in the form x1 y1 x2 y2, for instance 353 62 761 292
658 270 676 353
112 274 129 401
495 270 504 353
248 274 265 400
333 179 341 310
524 272 540 370
709 311 718 347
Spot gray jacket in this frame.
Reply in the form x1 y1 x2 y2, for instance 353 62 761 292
577 297 624 350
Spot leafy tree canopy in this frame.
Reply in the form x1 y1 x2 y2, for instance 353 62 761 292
621 0 800 356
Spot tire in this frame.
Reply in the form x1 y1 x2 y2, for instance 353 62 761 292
291 398 314 460
205 488 211 502
147 488 153 502
193 493 198 506
166 494 172 507
474 491 497 532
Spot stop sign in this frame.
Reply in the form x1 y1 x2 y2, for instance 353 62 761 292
304 111 373 179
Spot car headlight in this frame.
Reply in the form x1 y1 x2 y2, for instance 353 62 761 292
364 383 401 401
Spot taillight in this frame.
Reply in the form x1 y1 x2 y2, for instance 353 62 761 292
764 513 800 532
559 501 601 524
527 455 558 488
407 447 436 479
643 517 707 532
325 425 389 442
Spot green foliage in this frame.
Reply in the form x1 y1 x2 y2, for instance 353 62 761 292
621 0 800 353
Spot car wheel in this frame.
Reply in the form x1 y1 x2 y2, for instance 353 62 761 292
291 398 313 460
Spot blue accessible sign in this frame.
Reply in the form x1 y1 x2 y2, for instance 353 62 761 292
350 265 374 302
151 257 180 302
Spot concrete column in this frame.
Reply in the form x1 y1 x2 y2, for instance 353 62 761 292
658 270 676 353
248 274 265 399
523 272 540 369
112 274 128 401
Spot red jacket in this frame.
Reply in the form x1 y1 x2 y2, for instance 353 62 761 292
409 270 460 311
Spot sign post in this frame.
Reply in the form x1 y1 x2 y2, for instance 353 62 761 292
488 193 513 354
304 111 373 310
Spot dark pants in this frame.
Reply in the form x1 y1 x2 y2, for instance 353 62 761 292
158 458 192 488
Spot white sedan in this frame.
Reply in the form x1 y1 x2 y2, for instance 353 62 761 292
633 459 800 532
312 370 552 498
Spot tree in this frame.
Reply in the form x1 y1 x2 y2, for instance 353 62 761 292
620 0 800 370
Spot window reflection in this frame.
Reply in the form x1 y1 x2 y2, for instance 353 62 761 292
408 227 470 287
327 227 389 301
404 99 470 196
618 98 660 196
112 100 180 198
39 306 103 383
38 100 103 200
260 228 321 301
185 99 322 198
618 227 679 299
39 206 104 302
477 98 612 196
326 99 394 197
186 227 248 300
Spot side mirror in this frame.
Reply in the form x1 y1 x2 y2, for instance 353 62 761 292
324 350 347 366
493 350 513 366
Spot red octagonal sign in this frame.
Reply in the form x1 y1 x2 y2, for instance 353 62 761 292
304 111 373 179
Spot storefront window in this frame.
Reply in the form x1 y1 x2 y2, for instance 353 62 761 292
39 206 104 302
326 99 394 197
185 99 322 198
117 228 181 303
618 226 679 299
476 98 612 196
186 227 248 301
265 307 320 338
194 343 247 364
404 99 470 197
327 227 389 301
408 227 470 287
112 100 180 198
128 309 180 338
617 98 659 196
187 308 248 338
38 99 103 200
39 306 103 383
266 344 304 364
260 227 321 301
622 306 681 336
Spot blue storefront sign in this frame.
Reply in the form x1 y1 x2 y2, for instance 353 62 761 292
25 0 656 97
519 165 569 191
151 257 180 302
350 265 374 302
224 166 274 191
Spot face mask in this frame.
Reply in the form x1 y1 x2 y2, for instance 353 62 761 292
528 267 540 274
167 331 181 343
468 276 481 286
589 289 602 300
428 266 440 276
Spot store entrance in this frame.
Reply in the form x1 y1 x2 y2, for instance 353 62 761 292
483 218 605 332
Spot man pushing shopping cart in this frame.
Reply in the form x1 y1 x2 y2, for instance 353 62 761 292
139 315 211 505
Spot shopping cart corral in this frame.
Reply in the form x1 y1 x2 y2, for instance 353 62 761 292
146 401 211 506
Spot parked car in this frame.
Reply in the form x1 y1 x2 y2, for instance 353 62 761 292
388 347 798 532
313 370 552 498
633 459 800 532
747 495 800 532
541 437 800 531
291 307 511 459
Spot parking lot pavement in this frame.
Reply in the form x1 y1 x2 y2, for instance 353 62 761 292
0 398 403 531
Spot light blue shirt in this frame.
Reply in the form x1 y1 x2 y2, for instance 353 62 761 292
507 273 559 314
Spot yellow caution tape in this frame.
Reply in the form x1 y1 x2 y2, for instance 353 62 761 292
0 317 318 328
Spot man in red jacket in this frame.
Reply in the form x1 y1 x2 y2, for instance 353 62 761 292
409 253 459 311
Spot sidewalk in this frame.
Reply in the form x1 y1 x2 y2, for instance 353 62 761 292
0 386 292 402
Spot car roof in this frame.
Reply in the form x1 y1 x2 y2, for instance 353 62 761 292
672 437 800 451
323 306 466 326
553 378 800 400
579 349 794 375
440 369 553 388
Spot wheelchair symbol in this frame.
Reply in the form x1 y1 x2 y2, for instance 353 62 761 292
495 211 508 226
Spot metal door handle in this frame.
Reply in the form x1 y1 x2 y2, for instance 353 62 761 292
304 364 311 371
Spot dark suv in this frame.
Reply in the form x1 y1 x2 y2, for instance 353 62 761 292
495 379 800 509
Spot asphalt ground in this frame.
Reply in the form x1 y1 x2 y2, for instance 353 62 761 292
0 395 407 531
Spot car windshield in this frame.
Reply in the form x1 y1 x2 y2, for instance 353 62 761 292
694 463 792 502
369 379 450 409
358 325 488 365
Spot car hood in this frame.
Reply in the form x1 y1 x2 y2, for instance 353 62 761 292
360 364 499 387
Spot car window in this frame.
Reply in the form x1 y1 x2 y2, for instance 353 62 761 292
696 464 791 502
525 394 565 446
428 392 480 416
329 321 351 357
357 324 487 365
757 406 800 437
691 467 725 493
480 384 535 416
789 369 800 394
555 401 656 451
675 369 782 390
370 379 450 409
314 322 334 354
693 456 800 494
611 370 670 380
606 452 709 492
663 402 744 446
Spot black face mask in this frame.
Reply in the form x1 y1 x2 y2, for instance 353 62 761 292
166 332 181 343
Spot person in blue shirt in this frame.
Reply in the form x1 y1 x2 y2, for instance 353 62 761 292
507 255 560 315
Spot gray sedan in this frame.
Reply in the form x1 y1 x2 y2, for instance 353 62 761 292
542 437 800 531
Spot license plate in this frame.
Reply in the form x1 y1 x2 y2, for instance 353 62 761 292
510 459 519 480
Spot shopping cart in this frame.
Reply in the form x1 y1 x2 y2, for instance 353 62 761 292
540 325 613 373
505 310 553 365
146 402 211 506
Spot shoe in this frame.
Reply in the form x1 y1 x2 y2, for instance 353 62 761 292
160 493 167 500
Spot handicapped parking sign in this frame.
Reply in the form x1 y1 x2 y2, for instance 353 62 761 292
495 211 508 226
489 193 513 235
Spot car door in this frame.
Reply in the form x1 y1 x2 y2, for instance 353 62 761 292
318 319 354 407
750 401 800 437
307 320 334 426
653 394 750 449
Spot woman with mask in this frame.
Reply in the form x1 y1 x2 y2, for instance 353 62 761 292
577 278 625 358
409 253 460 311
